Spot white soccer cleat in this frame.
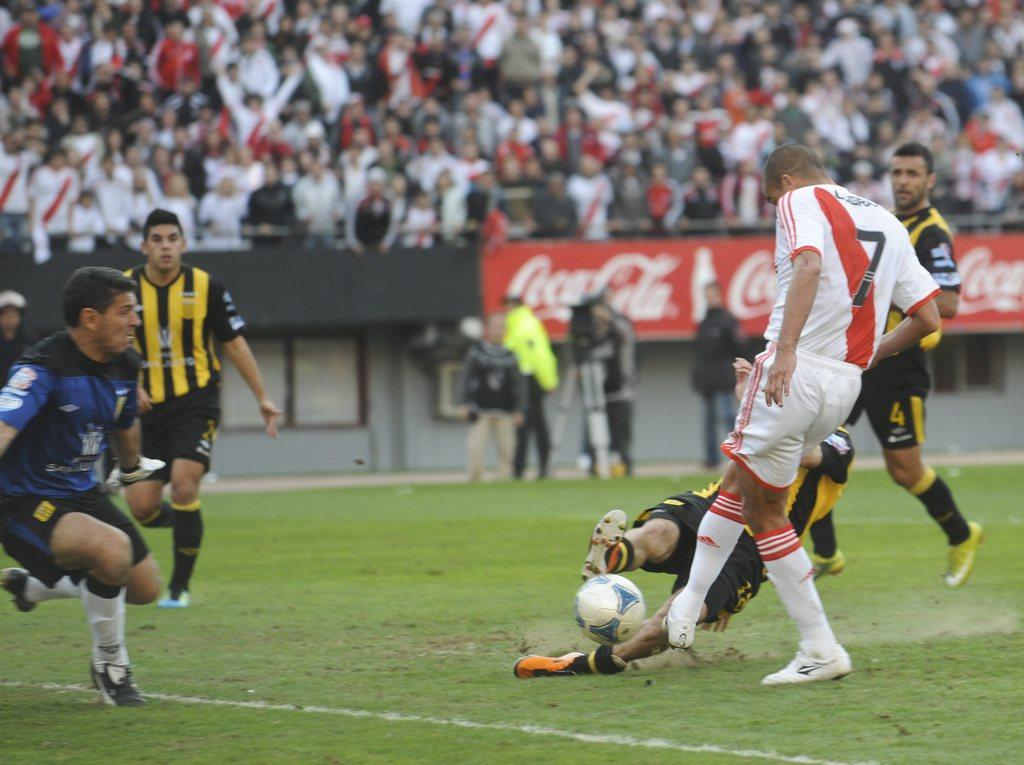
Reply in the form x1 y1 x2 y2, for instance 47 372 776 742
760 645 852 686
663 615 696 650
581 509 628 581
106 456 166 489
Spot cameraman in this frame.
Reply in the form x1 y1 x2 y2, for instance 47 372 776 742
459 314 526 482
573 293 637 477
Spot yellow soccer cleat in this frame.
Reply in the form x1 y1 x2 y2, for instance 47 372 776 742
811 550 846 580
944 522 983 588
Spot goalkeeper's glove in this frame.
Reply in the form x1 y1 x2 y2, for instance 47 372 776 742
107 457 166 489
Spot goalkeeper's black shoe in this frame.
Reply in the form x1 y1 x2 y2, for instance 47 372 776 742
91 663 146 707
1 567 35 613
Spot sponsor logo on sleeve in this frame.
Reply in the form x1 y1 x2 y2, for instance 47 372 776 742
7 367 36 391
0 395 23 411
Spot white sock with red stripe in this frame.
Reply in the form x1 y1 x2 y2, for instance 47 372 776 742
667 490 746 626
756 523 838 657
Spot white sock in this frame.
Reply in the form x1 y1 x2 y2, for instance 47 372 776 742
668 490 746 626
81 577 129 668
24 575 83 603
755 523 838 657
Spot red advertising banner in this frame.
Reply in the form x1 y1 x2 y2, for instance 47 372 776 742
482 235 1024 340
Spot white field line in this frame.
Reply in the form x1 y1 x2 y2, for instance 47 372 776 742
0 681 878 765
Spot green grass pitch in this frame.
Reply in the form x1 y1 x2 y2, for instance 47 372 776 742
1 465 1021 764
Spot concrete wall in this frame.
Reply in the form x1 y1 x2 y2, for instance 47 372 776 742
211 332 1024 477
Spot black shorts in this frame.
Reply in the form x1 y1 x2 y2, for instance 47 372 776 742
141 387 220 481
638 502 764 622
0 489 149 587
848 351 929 451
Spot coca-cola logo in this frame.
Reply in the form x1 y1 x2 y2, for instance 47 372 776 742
726 249 777 320
506 252 681 323
957 247 1024 315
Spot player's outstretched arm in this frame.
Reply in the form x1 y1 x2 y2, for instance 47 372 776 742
871 299 940 366
765 249 821 407
109 420 143 471
220 336 282 438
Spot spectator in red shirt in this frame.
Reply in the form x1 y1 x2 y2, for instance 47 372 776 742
2 5 63 81
149 20 200 94
646 162 682 234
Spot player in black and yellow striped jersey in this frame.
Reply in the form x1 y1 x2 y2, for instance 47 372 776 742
514 430 854 678
122 209 282 608
847 143 982 588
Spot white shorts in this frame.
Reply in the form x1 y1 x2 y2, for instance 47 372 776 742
722 343 862 490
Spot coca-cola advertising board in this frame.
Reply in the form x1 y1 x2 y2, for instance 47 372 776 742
482 235 1024 340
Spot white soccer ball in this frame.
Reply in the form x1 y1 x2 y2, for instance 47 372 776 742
573 574 647 646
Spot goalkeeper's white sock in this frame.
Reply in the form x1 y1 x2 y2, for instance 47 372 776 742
81 576 129 668
24 574 82 603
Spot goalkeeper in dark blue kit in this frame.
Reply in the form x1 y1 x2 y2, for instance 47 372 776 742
0 268 165 706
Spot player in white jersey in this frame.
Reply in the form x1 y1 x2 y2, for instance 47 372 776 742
665 144 941 685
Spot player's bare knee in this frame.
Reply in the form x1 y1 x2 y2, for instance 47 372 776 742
126 556 162 605
170 478 200 507
888 462 922 489
100 532 133 584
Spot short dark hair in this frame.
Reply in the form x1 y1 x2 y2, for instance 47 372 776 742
63 267 136 327
142 208 184 239
892 142 934 173
762 143 829 189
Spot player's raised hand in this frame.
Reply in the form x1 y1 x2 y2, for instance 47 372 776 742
733 357 753 402
764 347 796 407
259 398 282 439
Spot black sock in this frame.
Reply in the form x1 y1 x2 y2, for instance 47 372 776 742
170 501 204 593
139 501 174 528
569 645 627 675
603 538 634 574
85 574 120 599
911 469 970 546
810 512 838 558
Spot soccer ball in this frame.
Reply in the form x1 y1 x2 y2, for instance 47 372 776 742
573 574 646 646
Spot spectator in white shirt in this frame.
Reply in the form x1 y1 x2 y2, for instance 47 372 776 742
567 154 613 241
90 155 133 242
821 17 875 87
409 136 459 194
161 173 198 244
401 189 438 248
199 176 248 250
986 86 1024 150
381 0 432 38
0 130 38 256
436 169 467 242
237 31 280 100
293 158 342 248
974 138 1024 213
69 192 106 254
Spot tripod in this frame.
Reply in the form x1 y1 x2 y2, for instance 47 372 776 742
550 356 612 479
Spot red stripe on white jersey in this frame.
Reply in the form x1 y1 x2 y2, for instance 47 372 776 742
814 187 876 368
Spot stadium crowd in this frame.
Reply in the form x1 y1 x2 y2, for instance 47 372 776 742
1 0 1024 258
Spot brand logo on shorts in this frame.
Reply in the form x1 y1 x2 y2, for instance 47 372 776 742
59 404 80 412
33 501 56 522
800 568 816 583
697 535 719 548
